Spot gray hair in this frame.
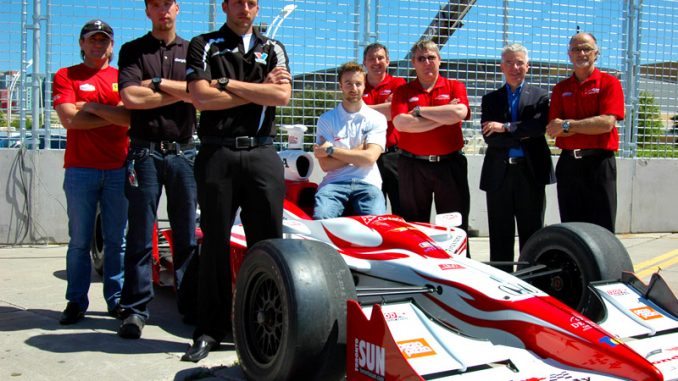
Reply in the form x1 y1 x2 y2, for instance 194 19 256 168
501 43 529 63
410 39 440 58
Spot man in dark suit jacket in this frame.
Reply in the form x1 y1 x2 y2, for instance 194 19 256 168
480 43 555 272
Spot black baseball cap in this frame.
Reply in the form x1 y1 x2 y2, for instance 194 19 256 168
80 19 114 40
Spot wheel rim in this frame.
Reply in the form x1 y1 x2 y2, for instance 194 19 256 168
245 274 284 365
529 249 586 310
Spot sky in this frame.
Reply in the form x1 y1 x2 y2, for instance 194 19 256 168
1 0 677 79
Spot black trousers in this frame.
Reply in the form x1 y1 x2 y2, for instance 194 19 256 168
556 150 616 232
398 153 470 233
376 150 401 215
193 144 285 342
486 163 546 272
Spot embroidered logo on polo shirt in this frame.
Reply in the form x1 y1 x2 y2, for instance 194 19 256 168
174 58 186 63
435 94 450 100
585 87 601 95
562 91 573 97
113 83 118 92
380 89 392 96
408 96 420 103
255 52 268 64
79 84 96 92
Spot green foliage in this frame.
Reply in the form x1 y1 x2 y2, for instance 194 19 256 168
671 114 678 131
276 88 338 147
636 91 664 147
0 111 32 130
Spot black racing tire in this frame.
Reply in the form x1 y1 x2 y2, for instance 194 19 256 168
233 239 356 381
90 205 104 277
518 222 633 315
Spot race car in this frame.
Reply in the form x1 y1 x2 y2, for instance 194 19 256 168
93 150 678 381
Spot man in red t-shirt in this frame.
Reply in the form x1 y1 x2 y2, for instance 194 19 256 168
362 43 406 215
392 40 471 236
52 20 130 325
546 32 624 232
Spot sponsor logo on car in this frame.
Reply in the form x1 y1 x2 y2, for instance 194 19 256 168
438 263 464 270
383 311 408 322
631 306 663 320
354 338 385 380
605 288 630 296
569 316 593 332
652 354 678 365
599 336 620 347
397 338 436 359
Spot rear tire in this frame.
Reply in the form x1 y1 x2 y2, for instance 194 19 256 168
233 239 355 381
518 222 633 316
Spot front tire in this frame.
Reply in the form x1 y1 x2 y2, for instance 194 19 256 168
518 222 633 315
233 239 355 381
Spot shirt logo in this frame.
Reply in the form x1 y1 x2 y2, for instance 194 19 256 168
585 87 601 95
174 58 186 63
79 84 96 92
435 94 450 101
255 52 268 64
380 89 392 96
112 83 118 92
562 91 573 97
408 96 420 103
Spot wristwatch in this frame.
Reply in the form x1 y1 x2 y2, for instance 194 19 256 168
217 77 230 91
562 120 571 133
325 145 335 157
412 106 422 117
151 77 162 93
503 122 511 132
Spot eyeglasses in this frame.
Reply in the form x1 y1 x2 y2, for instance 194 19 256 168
570 47 596 54
416 55 437 63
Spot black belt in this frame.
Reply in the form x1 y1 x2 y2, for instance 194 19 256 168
507 156 526 165
131 139 194 154
385 145 399 153
562 149 610 159
200 136 273 149
400 149 460 162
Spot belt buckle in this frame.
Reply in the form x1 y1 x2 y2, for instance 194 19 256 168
235 136 253 149
573 149 583 159
428 155 440 162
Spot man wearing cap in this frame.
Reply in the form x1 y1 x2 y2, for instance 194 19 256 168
52 19 130 325
362 43 406 215
546 32 624 232
480 43 555 272
116 0 198 339
391 40 471 235
183 0 291 362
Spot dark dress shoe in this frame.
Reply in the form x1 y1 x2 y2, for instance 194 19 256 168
108 304 125 320
118 314 145 339
181 335 219 362
59 302 85 325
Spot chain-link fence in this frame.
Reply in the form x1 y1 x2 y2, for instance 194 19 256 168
1 0 677 157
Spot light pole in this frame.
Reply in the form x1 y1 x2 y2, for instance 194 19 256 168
7 59 33 130
268 4 296 39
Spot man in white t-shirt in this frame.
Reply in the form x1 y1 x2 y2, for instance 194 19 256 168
313 62 387 219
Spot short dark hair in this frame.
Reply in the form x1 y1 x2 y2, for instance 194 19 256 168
337 62 365 82
363 43 389 61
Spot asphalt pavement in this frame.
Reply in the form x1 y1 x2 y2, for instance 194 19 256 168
1 233 678 381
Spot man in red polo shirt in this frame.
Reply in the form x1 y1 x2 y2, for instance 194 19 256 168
362 43 406 215
392 39 471 234
546 32 625 232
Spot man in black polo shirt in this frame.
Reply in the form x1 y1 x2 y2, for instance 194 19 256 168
182 0 292 362
116 0 198 339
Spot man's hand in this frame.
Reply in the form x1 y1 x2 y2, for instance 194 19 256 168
482 121 506 136
546 118 569 138
313 141 333 158
265 67 292 84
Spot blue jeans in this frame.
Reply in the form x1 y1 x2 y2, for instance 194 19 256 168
63 167 127 312
121 147 198 320
313 179 386 219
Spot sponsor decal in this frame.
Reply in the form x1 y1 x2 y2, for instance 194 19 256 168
53 94 61 101
383 311 408 322
584 87 600 95
359 215 378 225
397 338 436 359
547 371 590 380
408 96 420 103
435 94 450 100
498 281 540 296
438 263 464 270
255 52 268 64
389 227 412 233
569 316 593 332
174 58 186 63
631 306 663 320
599 336 621 347
562 91 573 97
354 339 385 380
605 288 630 296
652 354 678 365
79 83 95 92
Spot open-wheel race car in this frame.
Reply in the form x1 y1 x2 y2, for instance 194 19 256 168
93 150 678 381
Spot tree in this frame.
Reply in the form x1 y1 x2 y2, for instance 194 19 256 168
636 91 664 147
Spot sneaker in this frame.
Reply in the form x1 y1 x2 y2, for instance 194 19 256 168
59 302 85 325
118 314 145 339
